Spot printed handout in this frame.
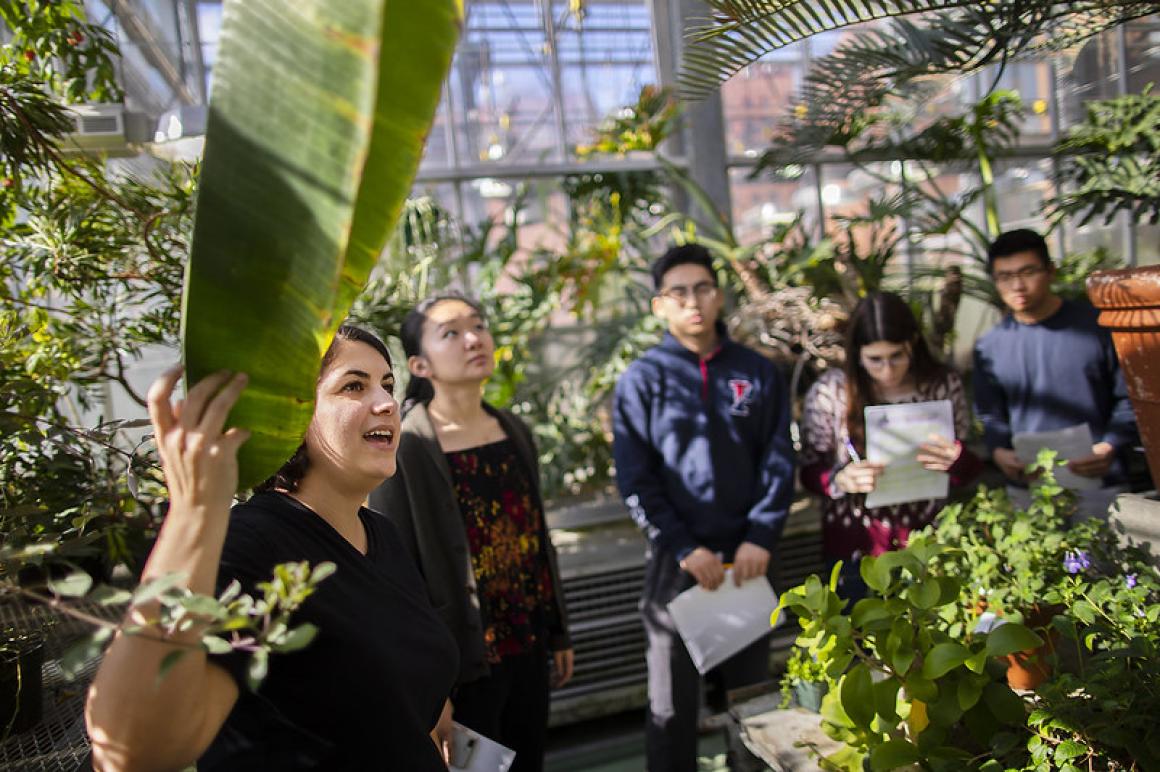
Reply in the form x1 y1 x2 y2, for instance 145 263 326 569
448 721 516 772
864 399 955 508
667 569 781 675
1012 423 1101 491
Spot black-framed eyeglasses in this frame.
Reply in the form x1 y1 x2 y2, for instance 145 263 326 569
658 282 718 303
993 265 1047 285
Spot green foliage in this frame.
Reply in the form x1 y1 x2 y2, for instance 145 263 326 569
931 451 1076 623
678 0 1157 100
774 537 1036 771
181 0 463 490
926 453 1160 769
41 561 334 691
1026 519 1160 770
1047 89 1160 226
574 84 679 158
779 643 834 708
1 1 191 576
0 0 121 103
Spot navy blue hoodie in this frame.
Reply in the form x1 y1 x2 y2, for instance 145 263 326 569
612 329 795 564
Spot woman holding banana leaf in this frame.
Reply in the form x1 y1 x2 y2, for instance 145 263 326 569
369 292 573 772
85 325 459 770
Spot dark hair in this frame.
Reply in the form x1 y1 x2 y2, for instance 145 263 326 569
987 229 1051 273
843 293 947 455
650 243 717 290
254 324 392 493
399 291 487 414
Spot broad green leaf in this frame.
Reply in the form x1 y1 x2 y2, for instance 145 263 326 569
956 673 985 711
1054 739 1086 764
840 664 875 729
182 0 463 489
985 623 1043 657
47 569 92 598
873 676 901 725
982 681 1026 726
905 673 938 702
202 635 234 655
823 745 867 772
869 740 921 771
133 571 188 604
909 577 942 609
274 622 319 653
861 555 891 593
851 598 892 627
922 642 970 679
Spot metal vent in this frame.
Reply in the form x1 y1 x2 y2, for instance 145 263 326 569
548 499 825 726
74 114 120 135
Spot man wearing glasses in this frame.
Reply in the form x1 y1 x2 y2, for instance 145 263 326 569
973 229 1137 518
612 244 794 771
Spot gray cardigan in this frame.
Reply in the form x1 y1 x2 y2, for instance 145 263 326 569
368 402 571 685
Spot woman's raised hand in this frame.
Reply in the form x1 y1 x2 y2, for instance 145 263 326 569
147 366 251 521
916 433 962 472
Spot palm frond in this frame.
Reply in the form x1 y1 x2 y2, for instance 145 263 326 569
680 0 1160 100
679 0 977 99
754 3 1157 169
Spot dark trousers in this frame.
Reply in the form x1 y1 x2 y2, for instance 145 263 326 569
640 549 773 772
453 644 550 772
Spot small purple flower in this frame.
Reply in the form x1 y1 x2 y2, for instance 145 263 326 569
1125 573 1138 589
1063 550 1092 575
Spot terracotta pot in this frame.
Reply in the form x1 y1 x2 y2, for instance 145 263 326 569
1087 266 1160 484
1005 629 1058 691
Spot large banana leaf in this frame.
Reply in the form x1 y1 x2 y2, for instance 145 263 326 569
182 0 462 489
679 0 1160 99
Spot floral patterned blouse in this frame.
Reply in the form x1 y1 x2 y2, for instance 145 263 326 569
445 438 556 663
800 367 983 562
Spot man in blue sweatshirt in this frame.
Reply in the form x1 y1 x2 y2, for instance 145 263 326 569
973 229 1137 519
613 244 795 772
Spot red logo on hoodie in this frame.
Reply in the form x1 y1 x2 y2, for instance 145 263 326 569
728 379 754 416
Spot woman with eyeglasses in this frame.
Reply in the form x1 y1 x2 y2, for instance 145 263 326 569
800 292 982 601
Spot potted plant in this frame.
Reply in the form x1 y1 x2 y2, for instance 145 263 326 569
779 644 832 712
0 627 45 737
1025 516 1160 769
931 453 1079 689
772 539 1042 771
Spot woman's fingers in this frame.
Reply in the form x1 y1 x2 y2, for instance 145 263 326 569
179 370 235 430
221 427 252 453
146 365 184 437
199 373 249 436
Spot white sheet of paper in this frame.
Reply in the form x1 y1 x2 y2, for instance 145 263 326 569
864 399 955 508
448 721 516 772
1012 423 1101 491
666 570 780 675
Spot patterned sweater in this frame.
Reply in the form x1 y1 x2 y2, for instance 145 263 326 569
800 367 983 561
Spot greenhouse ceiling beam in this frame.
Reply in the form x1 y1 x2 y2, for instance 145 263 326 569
108 0 199 105
414 155 687 183
648 0 731 225
740 143 1061 169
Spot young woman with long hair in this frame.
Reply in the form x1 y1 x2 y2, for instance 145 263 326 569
86 325 459 770
369 292 572 772
800 292 982 600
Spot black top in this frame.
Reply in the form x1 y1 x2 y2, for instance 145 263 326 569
199 492 458 770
